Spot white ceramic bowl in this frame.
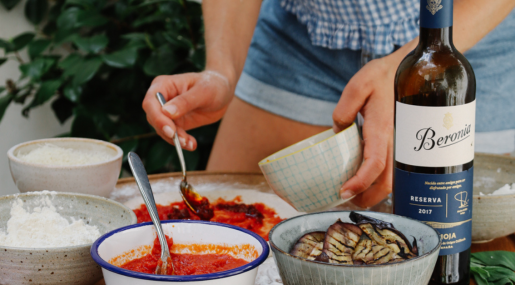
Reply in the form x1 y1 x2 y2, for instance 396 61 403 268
8 138 123 197
91 220 269 284
0 191 137 285
259 123 362 213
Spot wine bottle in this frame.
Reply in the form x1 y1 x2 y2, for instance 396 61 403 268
393 0 476 284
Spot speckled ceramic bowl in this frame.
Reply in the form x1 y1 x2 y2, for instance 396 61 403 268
8 138 123 197
0 191 137 285
269 211 442 285
472 153 515 242
259 124 362 213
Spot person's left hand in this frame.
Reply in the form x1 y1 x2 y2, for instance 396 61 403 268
332 56 397 208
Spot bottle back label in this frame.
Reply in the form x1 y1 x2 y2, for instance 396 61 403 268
394 168 473 256
395 101 476 167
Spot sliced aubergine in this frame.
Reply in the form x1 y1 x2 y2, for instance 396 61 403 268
349 211 395 229
289 231 326 260
352 238 372 262
321 220 362 264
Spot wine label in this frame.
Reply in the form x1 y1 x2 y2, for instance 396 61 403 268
394 167 473 256
395 101 476 167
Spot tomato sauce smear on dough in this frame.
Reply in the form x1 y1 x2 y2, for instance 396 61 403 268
133 196 284 241
120 236 249 275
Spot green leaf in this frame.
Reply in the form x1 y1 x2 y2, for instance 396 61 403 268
54 29 78 45
143 46 177 76
133 13 166 28
22 79 62 116
11 33 35 51
51 96 74 124
145 140 174 173
472 251 515 271
0 39 14 53
0 0 21 10
73 34 108 53
72 56 103 86
63 84 82 102
101 48 138 68
483 266 515 283
59 53 82 71
76 10 108 27
19 57 56 80
0 58 7 66
28 39 51 59
57 7 81 30
0 93 14 122
25 0 48 25
71 113 100 139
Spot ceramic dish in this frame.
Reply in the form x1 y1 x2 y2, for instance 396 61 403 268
91 220 269 284
259 124 362 213
0 191 137 285
269 211 442 285
472 153 515 242
8 138 123 197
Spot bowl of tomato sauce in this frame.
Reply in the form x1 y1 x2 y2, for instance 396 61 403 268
90 220 269 284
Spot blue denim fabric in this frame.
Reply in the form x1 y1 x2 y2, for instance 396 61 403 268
236 0 515 134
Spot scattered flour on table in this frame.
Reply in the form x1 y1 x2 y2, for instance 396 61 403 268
479 183 515 196
255 258 283 285
17 143 112 166
0 193 100 248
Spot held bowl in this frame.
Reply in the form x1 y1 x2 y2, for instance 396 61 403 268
269 211 442 285
0 191 137 285
8 138 123 197
91 220 270 285
259 123 362 213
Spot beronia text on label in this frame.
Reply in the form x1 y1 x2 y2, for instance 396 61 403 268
395 101 476 167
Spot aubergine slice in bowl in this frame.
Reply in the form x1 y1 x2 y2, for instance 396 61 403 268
269 211 441 285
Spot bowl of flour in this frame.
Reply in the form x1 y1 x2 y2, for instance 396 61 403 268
8 138 123 197
0 191 136 285
472 153 515 242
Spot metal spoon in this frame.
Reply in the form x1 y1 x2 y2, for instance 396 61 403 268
156 92 214 220
128 152 174 275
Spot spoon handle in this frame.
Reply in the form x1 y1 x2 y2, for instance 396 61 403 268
128 152 171 259
156 92 187 182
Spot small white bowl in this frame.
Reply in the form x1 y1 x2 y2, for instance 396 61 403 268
91 220 269 284
259 123 362 213
8 138 123 197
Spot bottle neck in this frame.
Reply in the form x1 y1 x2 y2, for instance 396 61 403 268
418 26 453 50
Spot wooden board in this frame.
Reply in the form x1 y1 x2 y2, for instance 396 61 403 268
101 171 515 285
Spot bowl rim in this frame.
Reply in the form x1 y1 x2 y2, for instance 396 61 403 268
0 191 137 251
7 137 123 169
268 210 442 268
90 220 270 281
258 123 357 166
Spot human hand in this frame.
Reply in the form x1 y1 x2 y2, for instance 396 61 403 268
142 70 233 151
332 56 396 208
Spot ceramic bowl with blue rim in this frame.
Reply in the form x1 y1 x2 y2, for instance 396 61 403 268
91 220 269 284
269 211 442 285
259 123 362 213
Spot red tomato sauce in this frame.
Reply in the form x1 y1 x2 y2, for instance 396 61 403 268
120 236 248 275
133 196 284 241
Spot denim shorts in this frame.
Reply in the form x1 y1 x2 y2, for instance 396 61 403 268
235 0 515 154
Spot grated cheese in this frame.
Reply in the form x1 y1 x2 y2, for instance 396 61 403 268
17 143 112 166
0 193 101 248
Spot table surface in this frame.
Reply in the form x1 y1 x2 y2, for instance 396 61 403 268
94 171 515 285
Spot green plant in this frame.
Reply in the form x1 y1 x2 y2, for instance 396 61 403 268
0 0 218 174
471 251 515 285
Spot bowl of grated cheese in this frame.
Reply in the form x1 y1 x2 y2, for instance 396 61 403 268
0 190 137 285
8 138 123 197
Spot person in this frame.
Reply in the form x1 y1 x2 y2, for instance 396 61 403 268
143 0 515 208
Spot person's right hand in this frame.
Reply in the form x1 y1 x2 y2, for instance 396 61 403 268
142 70 233 151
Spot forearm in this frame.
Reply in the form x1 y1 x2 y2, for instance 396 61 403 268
387 0 515 66
202 0 262 87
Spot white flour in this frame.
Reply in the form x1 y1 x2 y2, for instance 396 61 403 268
0 195 100 248
17 143 112 166
479 183 515 196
